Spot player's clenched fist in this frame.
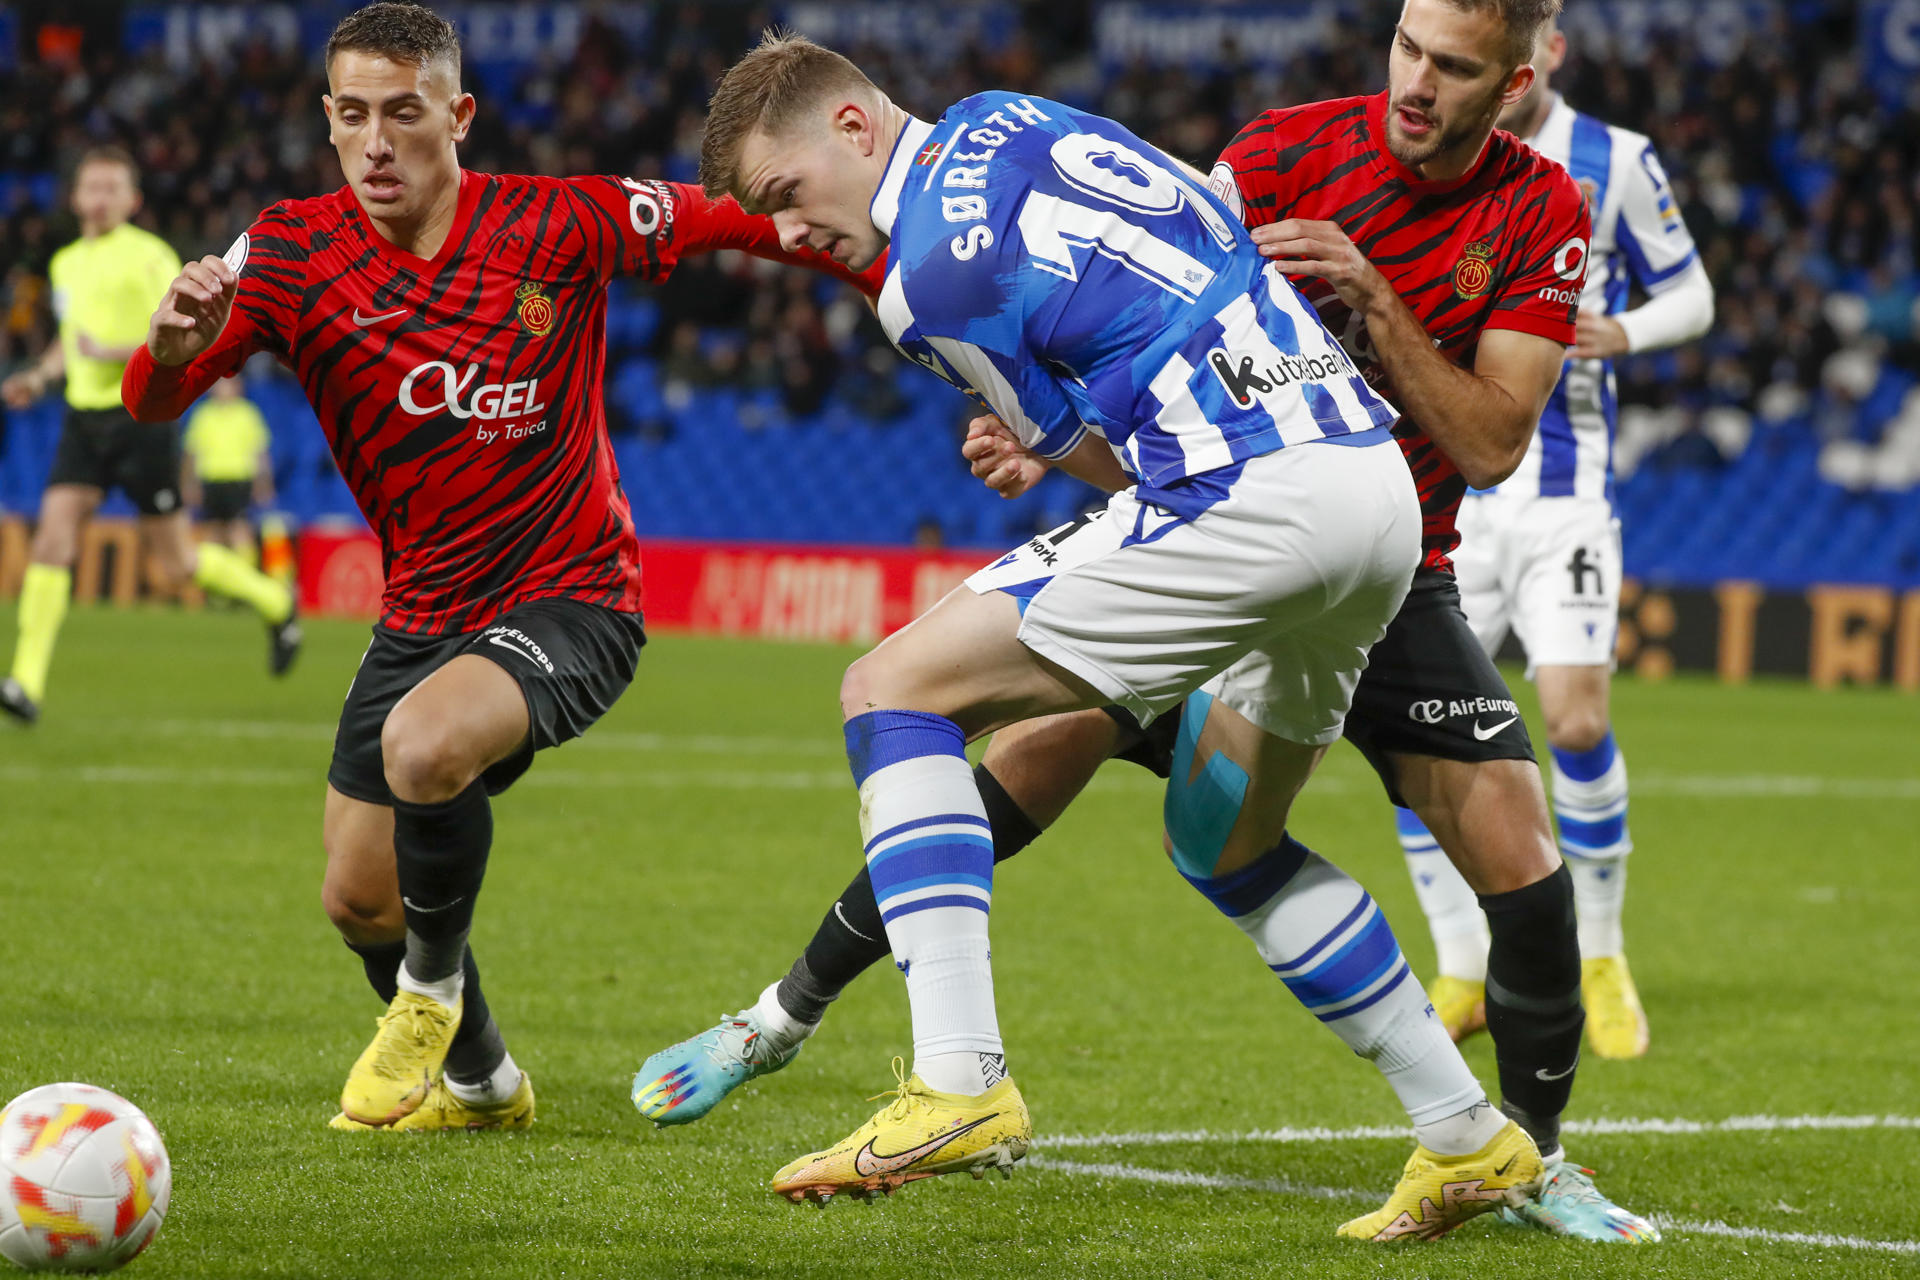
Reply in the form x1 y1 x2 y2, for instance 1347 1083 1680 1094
148 255 239 367
961 413 1049 500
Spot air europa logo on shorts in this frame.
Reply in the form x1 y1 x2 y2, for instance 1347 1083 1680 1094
1409 696 1520 724
398 360 546 422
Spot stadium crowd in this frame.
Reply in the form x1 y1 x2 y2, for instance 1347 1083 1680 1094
1 1 1916 573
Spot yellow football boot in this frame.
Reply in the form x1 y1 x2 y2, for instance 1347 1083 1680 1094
390 1073 534 1131
770 1059 1031 1204
1426 975 1487 1043
339 990 462 1125
1583 956 1650 1058
1338 1118 1545 1242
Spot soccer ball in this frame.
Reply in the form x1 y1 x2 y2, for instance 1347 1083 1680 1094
0 1084 170 1273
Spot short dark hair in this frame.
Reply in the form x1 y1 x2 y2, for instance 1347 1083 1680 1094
325 2 461 84
1443 0 1563 69
76 144 139 188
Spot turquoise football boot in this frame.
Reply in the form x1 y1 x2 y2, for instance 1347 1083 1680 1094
1497 1162 1661 1242
632 1003 806 1125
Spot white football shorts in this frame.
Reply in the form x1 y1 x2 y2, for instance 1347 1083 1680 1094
1454 491 1622 674
966 438 1419 747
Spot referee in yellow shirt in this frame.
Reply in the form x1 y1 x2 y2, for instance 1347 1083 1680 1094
0 146 300 725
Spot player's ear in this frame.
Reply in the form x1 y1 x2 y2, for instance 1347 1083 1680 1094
837 101 875 156
450 92 476 143
1500 62 1537 108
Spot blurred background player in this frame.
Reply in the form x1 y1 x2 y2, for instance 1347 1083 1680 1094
1400 16 1715 1062
0 146 299 726
182 375 274 561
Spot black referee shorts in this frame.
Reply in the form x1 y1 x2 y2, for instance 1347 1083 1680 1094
48 406 184 516
1342 567 1536 807
198 480 254 522
328 596 646 807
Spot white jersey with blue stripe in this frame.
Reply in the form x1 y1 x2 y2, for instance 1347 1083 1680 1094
1502 95 1702 504
870 94 1397 491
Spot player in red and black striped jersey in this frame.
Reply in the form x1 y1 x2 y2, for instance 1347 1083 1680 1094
122 3 881 1135
632 0 1656 1246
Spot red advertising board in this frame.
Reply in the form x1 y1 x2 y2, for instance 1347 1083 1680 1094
295 528 997 643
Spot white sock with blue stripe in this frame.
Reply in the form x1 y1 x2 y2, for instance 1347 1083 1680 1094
846 709 1004 1096
1184 836 1501 1154
1550 732 1632 959
1394 807 1489 982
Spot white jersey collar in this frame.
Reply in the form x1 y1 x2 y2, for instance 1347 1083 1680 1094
870 115 935 239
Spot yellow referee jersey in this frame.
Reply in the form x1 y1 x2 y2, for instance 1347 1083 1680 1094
184 396 271 482
48 223 180 410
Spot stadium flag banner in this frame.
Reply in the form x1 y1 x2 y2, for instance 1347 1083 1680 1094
1559 0 1785 65
122 3 625 70
1866 1 1920 109
780 2 1016 61
1094 2 1351 68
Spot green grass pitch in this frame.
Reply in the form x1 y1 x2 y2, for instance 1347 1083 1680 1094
1 604 1915 1279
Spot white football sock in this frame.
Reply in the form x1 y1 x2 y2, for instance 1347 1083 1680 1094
1569 855 1628 958
444 1051 520 1105
395 959 463 1012
749 980 815 1049
1201 845 1488 1133
1396 807 1490 981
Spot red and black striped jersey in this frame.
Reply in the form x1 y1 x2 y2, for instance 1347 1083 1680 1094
125 171 878 635
1210 92 1592 572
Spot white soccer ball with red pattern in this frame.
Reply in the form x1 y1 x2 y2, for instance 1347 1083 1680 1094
0 1084 170 1273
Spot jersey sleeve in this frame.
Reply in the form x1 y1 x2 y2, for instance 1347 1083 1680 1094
1614 141 1702 295
559 177 885 297
123 204 304 421
1486 166 1593 345
1210 112 1283 229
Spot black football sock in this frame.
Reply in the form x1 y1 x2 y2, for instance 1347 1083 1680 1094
393 779 492 986
443 946 508 1085
774 763 1044 1026
1481 864 1584 1156
346 938 405 1003
1105 702 1183 778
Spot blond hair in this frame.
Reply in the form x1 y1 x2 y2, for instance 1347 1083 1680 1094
700 30 879 204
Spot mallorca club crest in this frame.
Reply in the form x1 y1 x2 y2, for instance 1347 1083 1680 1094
515 281 554 337
1453 238 1496 300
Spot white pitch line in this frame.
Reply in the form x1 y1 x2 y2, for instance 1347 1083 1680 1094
1030 1156 1920 1254
1026 1155 1366 1202
1035 1113 1920 1150
51 719 1920 798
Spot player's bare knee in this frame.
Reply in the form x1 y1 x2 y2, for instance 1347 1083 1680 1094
1546 710 1610 755
839 652 898 720
27 528 77 567
320 876 402 941
380 710 478 804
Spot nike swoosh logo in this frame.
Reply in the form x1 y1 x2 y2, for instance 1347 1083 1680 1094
487 634 546 667
1473 715 1519 741
1494 1153 1520 1177
1534 1061 1578 1082
401 895 465 915
352 307 408 327
852 1113 999 1178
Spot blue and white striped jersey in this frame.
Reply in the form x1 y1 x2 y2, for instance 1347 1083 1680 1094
1501 94 1706 503
870 93 1397 490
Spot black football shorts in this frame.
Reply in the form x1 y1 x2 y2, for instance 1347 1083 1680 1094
328 595 645 806
48 407 183 516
